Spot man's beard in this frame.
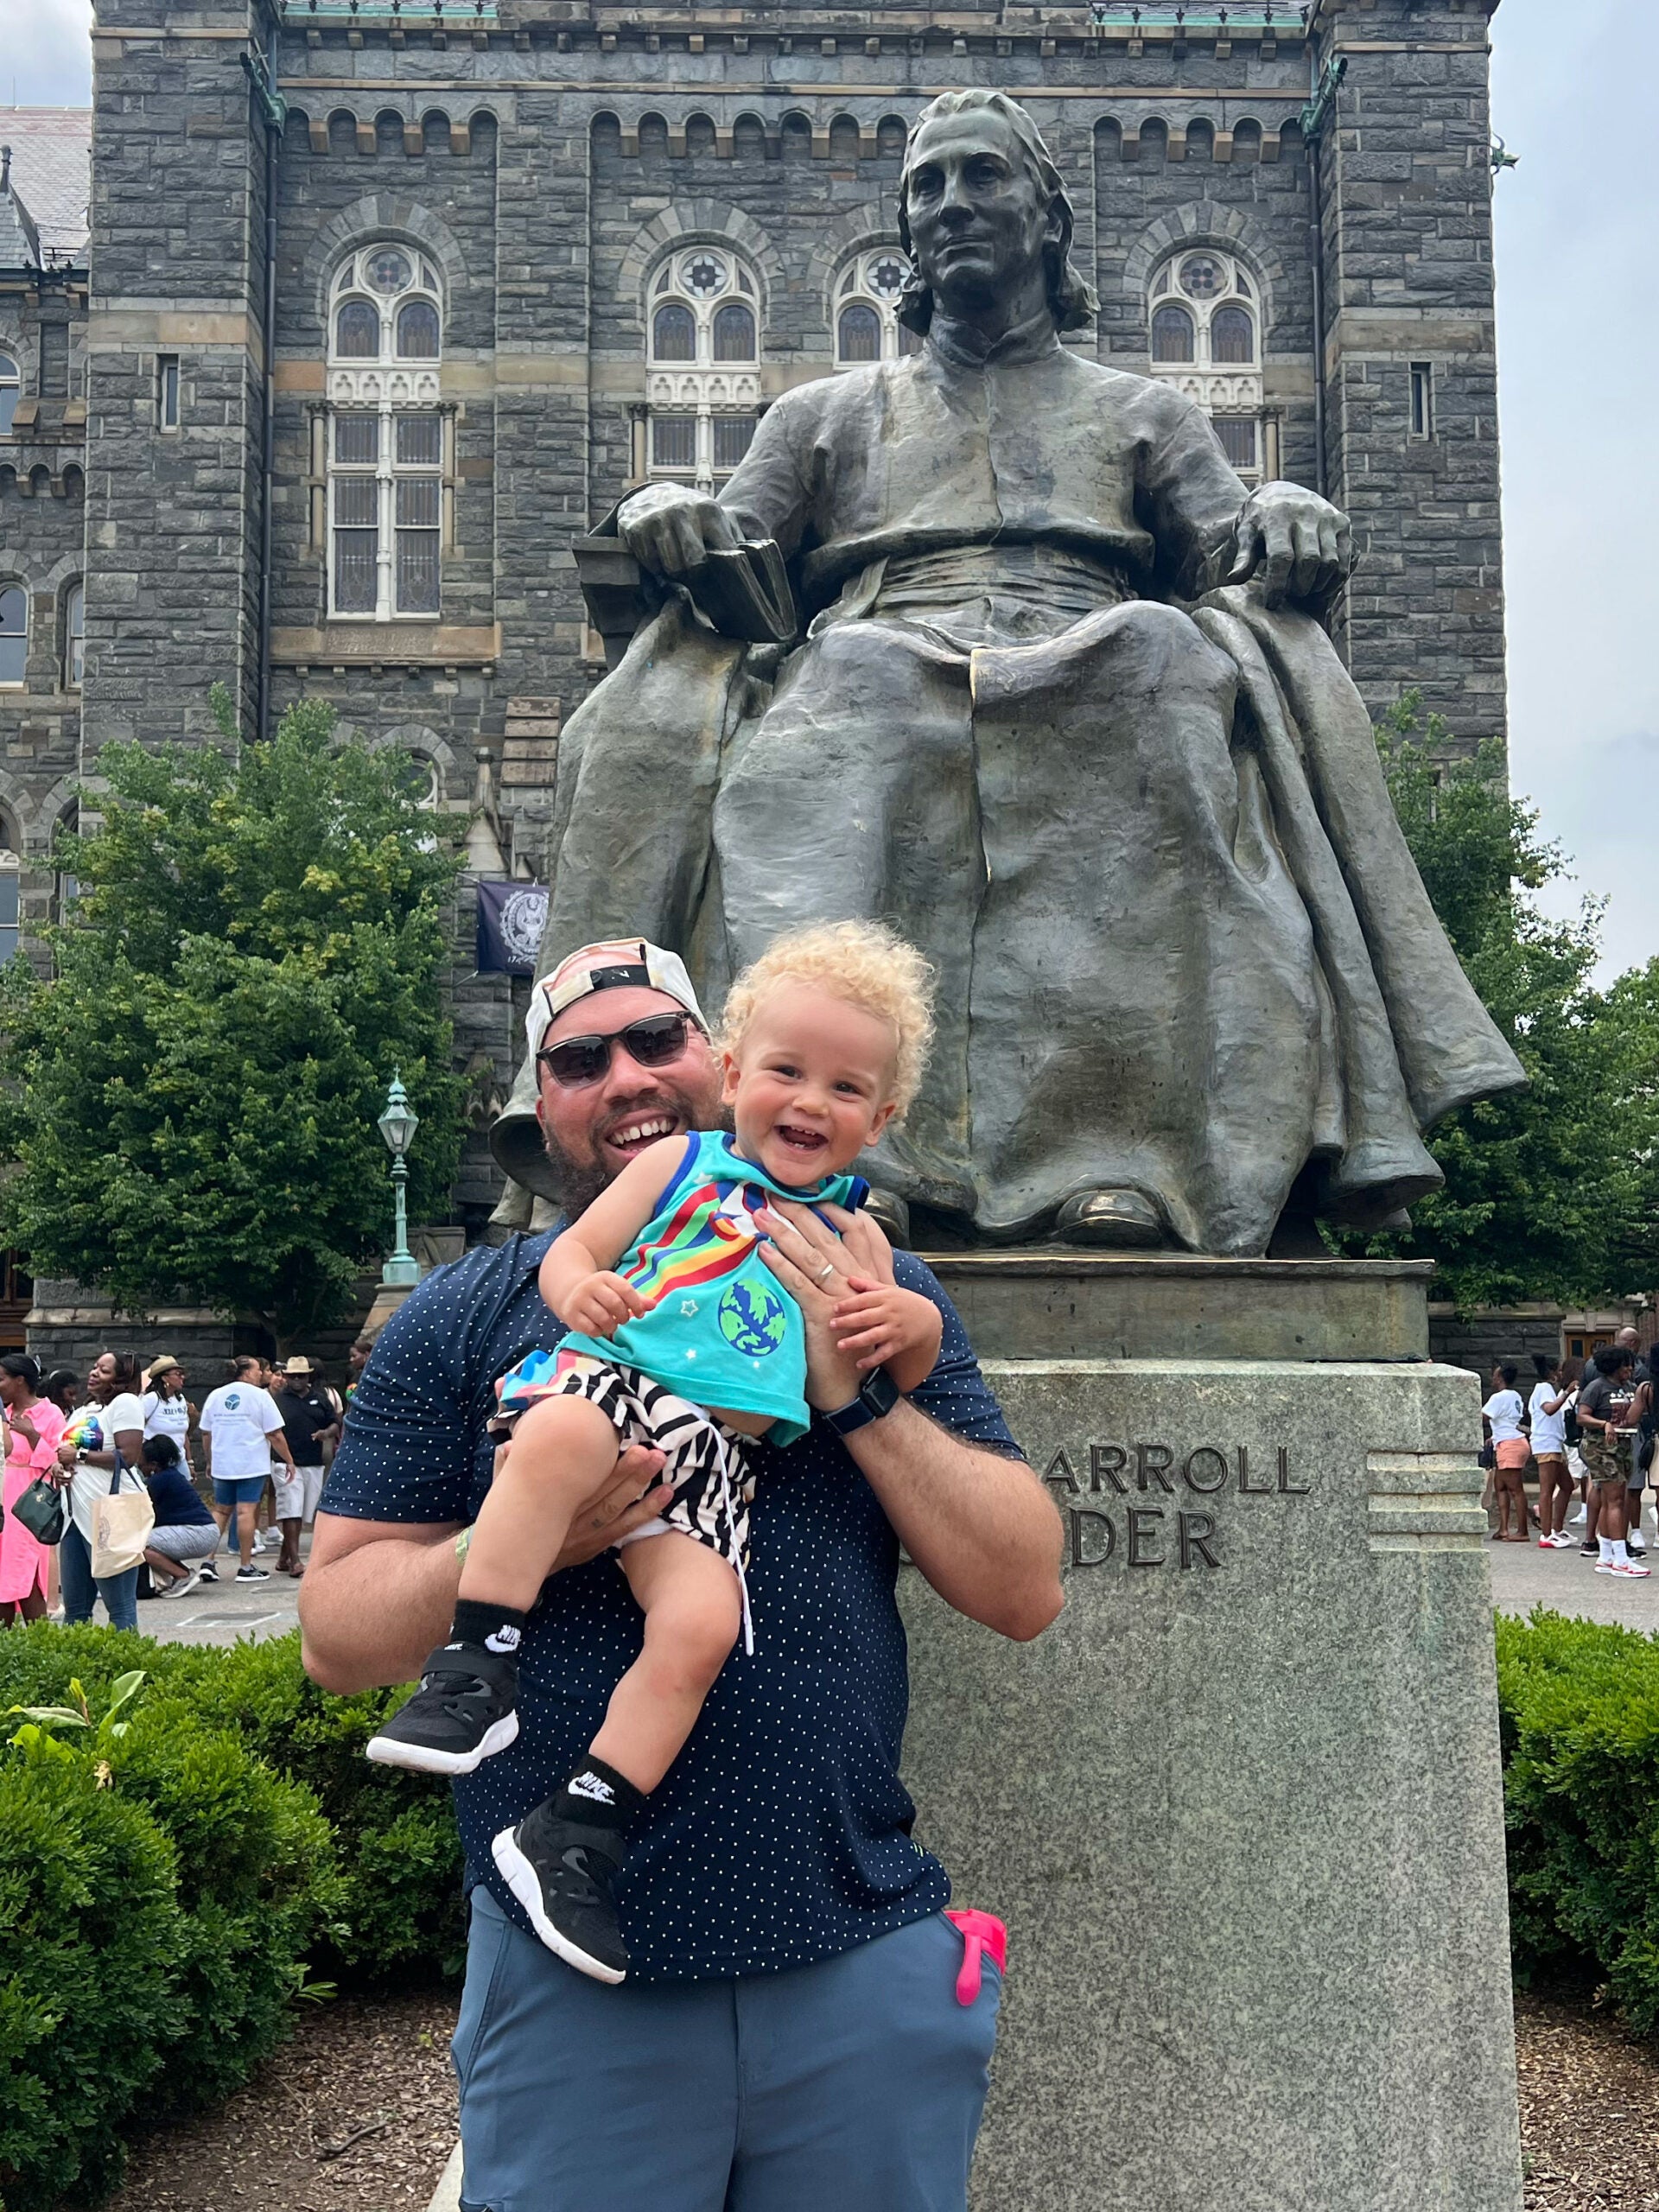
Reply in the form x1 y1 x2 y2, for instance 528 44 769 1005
538 1084 732 1217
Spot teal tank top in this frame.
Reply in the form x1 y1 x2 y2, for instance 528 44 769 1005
556 1129 869 1446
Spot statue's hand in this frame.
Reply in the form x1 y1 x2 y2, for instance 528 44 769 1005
618 481 746 580
1226 483 1354 609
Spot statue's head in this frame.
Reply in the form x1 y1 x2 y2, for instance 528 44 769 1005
897 91 1098 336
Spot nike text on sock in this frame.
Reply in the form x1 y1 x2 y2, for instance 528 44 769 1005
556 1753 648 1829
450 1597 529 1657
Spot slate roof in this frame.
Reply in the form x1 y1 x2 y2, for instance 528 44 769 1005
0 109 92 264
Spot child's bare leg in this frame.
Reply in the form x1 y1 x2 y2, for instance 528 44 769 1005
458 1393 622 1611
592 1531 744 1792
366 1392 622 1778
489 1529 742 1985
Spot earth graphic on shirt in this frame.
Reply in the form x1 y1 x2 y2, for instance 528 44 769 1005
717 1281 788 1358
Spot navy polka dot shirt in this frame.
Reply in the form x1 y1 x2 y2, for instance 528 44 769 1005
321 1229 1023 1983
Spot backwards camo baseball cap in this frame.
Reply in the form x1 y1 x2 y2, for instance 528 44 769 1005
525 938 708 1061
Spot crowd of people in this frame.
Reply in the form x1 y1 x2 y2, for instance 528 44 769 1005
0 1338 372 1627
1481 1325 1656 1580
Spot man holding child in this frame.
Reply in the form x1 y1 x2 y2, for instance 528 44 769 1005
302 934 1064 2209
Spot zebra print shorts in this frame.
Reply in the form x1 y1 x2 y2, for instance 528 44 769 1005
499 1351 755 1575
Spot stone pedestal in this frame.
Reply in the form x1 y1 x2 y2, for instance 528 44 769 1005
899 1267 1522 2212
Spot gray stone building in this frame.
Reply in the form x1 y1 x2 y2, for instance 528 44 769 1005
1 0 1507 1294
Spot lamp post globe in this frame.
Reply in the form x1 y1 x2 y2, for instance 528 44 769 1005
378 1071 421 1288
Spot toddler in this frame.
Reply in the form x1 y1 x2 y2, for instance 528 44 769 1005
369 921 944 1981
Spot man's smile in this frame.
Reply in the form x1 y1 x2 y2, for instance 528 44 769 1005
601 1110 681 1160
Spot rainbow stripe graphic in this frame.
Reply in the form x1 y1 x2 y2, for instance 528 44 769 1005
621 1178 770 1311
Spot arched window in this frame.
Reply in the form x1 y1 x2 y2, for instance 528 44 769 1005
335 299 379 358
0 587 26 686
645 247 763 490
1146 248 1267 483
652 303 695 362
833 247 919 367
1150 304 1195 364
64 582 84 689
396 299 441 360
326 245 447 620
712 303 755 363
50 800 78 924
837 304 881 364
410 753 442 809
0 353 18 436
1211 303 1255 365
0 812 18 967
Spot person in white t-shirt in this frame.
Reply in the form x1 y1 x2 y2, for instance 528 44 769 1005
51 1349 150 1629
1528 1354 1576 1549
1481 1363 1530 1542
199 1357 297 1581
141 1356 198 1465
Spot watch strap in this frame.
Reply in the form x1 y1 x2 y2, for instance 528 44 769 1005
824 1365 901 1435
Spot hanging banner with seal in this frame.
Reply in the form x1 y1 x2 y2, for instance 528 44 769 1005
476 880 550 975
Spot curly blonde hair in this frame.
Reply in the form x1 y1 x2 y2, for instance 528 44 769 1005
718 921 936 1116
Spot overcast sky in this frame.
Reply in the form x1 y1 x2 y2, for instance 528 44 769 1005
4 0 1655 982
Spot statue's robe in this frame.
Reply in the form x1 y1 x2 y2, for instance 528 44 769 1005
512 311 1522 1253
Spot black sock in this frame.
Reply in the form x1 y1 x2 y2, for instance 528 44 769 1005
553 1754 648 1832
449 1598 528 1659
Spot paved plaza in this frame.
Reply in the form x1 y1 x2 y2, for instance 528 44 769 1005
133 1537 308 1648
105 1526 1659 1653
1485 1529 1659 1630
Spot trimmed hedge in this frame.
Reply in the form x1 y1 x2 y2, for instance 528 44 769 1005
7 1612 1658 2206
0 1627 460 2212
1497 1609 1659 2034
0 1626 464 1977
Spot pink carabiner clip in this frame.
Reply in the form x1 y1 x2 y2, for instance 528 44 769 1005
944 1908 1007 2006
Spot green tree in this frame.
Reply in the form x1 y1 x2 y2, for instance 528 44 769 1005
1348 696 1659 1307
0 692 465 1344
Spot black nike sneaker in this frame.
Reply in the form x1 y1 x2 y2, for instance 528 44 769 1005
492 1797 630 1983
365 1643 520 1776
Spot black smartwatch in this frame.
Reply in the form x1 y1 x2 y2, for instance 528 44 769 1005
824 1364 901 1435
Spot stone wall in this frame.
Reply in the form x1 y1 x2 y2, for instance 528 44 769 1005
80 0 268 759
0 266 87 956
1428 1304 1567 1378
24 1268 392 1393
1317 0 1506 753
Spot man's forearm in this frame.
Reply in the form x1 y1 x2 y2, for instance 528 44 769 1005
299 1517 463 1693
845 1402 1064 1642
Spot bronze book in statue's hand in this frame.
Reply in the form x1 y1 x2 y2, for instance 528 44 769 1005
680 538 797 645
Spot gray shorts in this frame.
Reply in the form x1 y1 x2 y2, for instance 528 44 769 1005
454 1893 1000 2212
149 1522 219 1563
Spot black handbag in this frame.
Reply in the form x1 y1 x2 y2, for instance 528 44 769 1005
12 1474 67 1546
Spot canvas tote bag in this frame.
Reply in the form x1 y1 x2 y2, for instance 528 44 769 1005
90 1456 154 1579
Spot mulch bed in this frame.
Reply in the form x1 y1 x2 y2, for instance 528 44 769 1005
88 1981 1659 2212
98 1989 461 2212
1517 1992 1659 2210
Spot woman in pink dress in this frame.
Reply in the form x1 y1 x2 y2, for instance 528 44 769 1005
1 1352 67 1624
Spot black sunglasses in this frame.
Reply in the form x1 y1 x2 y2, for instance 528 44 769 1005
536 1010 700 1090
